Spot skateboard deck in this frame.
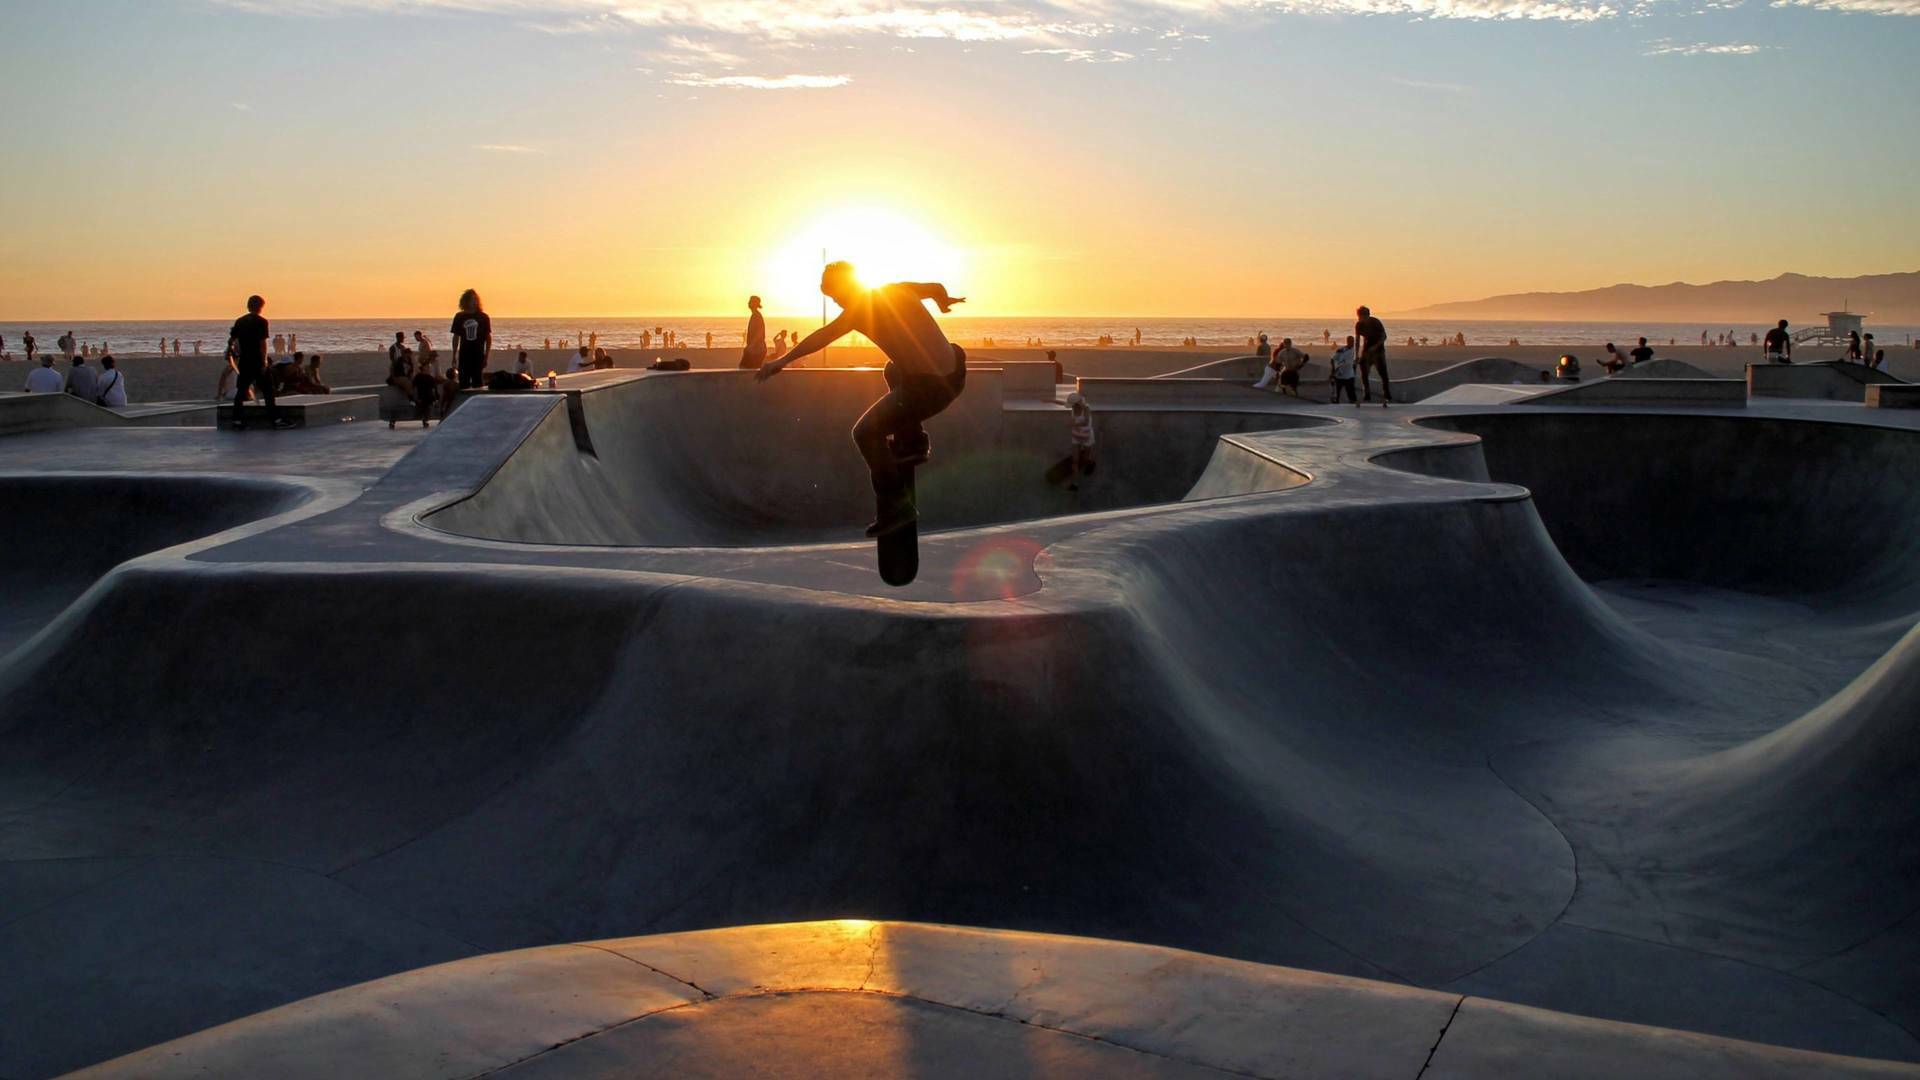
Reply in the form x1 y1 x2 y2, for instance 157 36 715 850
875 464 920 587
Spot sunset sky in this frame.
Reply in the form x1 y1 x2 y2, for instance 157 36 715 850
3 0 1916 318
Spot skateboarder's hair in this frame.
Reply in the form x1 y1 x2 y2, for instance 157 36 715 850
821 261 858 294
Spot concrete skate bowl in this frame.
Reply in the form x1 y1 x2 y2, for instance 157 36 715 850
1411 411 1920 611
0 472 312 657
8 404 1920 1073
423 369 1327 546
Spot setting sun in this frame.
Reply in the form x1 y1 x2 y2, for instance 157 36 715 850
761 206 967 315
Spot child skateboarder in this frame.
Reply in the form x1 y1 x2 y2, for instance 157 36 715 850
754 260 967 538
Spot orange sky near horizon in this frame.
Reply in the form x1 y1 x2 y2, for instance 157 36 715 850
4 2 1917 322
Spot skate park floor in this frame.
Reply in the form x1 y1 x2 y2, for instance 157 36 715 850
3 369 1919 1077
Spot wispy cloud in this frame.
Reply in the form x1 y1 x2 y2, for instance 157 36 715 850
650 34 746 67
229 101 251 111
662 72 853 89
1391 75 1471 90
476 142 544 153
207 0 1638 40
1022 47 1136 61
1769 0 1920 13
1643 38 1768 52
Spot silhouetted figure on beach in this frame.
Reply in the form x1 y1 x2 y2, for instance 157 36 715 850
1765 320 1793 364
22 331 35 363
741 295 767 370
227 295 290 429
451 289 492 388
755 261 966 538
1630 337 1654 365
1354 306 1390 404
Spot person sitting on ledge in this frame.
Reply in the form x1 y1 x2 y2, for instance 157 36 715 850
1600 342 1628 375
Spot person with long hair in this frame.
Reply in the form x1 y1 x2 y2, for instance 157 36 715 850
450 288 492 389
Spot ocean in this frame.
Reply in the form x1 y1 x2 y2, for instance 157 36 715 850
3 317 1914 357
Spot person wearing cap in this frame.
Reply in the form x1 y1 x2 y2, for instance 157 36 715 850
1058 390 1096 491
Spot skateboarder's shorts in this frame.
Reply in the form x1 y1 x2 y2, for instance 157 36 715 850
1279 369 1299 388
883 344 968 424
1360 347 1386 367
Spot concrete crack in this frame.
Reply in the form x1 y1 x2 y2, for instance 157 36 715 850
571 943 716 999
858 922 882 991
1415 995 1466 1079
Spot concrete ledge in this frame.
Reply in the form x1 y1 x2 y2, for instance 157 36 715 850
1076 376 1283 408
1748 362 1905 402
1866 384 1920 409
74 922 1918 1079
1514 378 1747 407
218 393 376 428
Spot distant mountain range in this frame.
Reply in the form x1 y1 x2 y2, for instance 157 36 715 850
1398 272 1920 324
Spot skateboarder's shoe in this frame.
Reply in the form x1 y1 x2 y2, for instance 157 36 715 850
888 431 931 467
865 507 918 539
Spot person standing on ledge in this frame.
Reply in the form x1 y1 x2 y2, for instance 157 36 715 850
1354 305 1391 405
740 295 767 370
755 261 966 538
1764 320 1792 364
450 289 491 389
227 294 291 430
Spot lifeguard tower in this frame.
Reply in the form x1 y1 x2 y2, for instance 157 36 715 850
1794 307 1867 346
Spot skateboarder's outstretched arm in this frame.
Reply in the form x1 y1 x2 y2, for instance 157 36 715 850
904 283 966 314
755 309 854 381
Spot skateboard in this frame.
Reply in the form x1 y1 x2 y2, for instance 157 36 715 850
875 463 920 587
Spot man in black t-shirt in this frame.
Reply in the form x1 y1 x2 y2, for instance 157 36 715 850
226 294 290 430
1762 320 1791 364
1354 305 1391 404
450 289 492 389
1629 337 1655 365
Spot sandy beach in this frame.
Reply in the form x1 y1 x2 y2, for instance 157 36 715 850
2 342 1910 405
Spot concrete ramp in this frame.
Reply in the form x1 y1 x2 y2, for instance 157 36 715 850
1749 361 1906 402
427 370 1324 546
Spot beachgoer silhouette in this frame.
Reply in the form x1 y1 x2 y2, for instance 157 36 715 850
741 295 767 370
1765 320 1792 364
1354 305 1391 404
451 289 492 388
227 295 291 429
755 261 966 537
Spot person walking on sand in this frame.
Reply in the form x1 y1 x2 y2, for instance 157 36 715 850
755 261 966 538
227 294 291 430
58 330 76 362
1765 320 1793 364
740 295 767 370
1354 306 1391 404
450 289 492 388
22 331 36 364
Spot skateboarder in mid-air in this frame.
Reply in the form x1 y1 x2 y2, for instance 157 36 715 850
755 260 966 538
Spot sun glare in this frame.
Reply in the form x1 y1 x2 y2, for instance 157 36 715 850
762 206 966 315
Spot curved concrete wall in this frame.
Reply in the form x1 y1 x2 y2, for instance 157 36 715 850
1422 413 1920 606
426 370 1323 546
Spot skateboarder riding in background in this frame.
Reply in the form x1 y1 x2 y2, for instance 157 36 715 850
755 260 967 539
